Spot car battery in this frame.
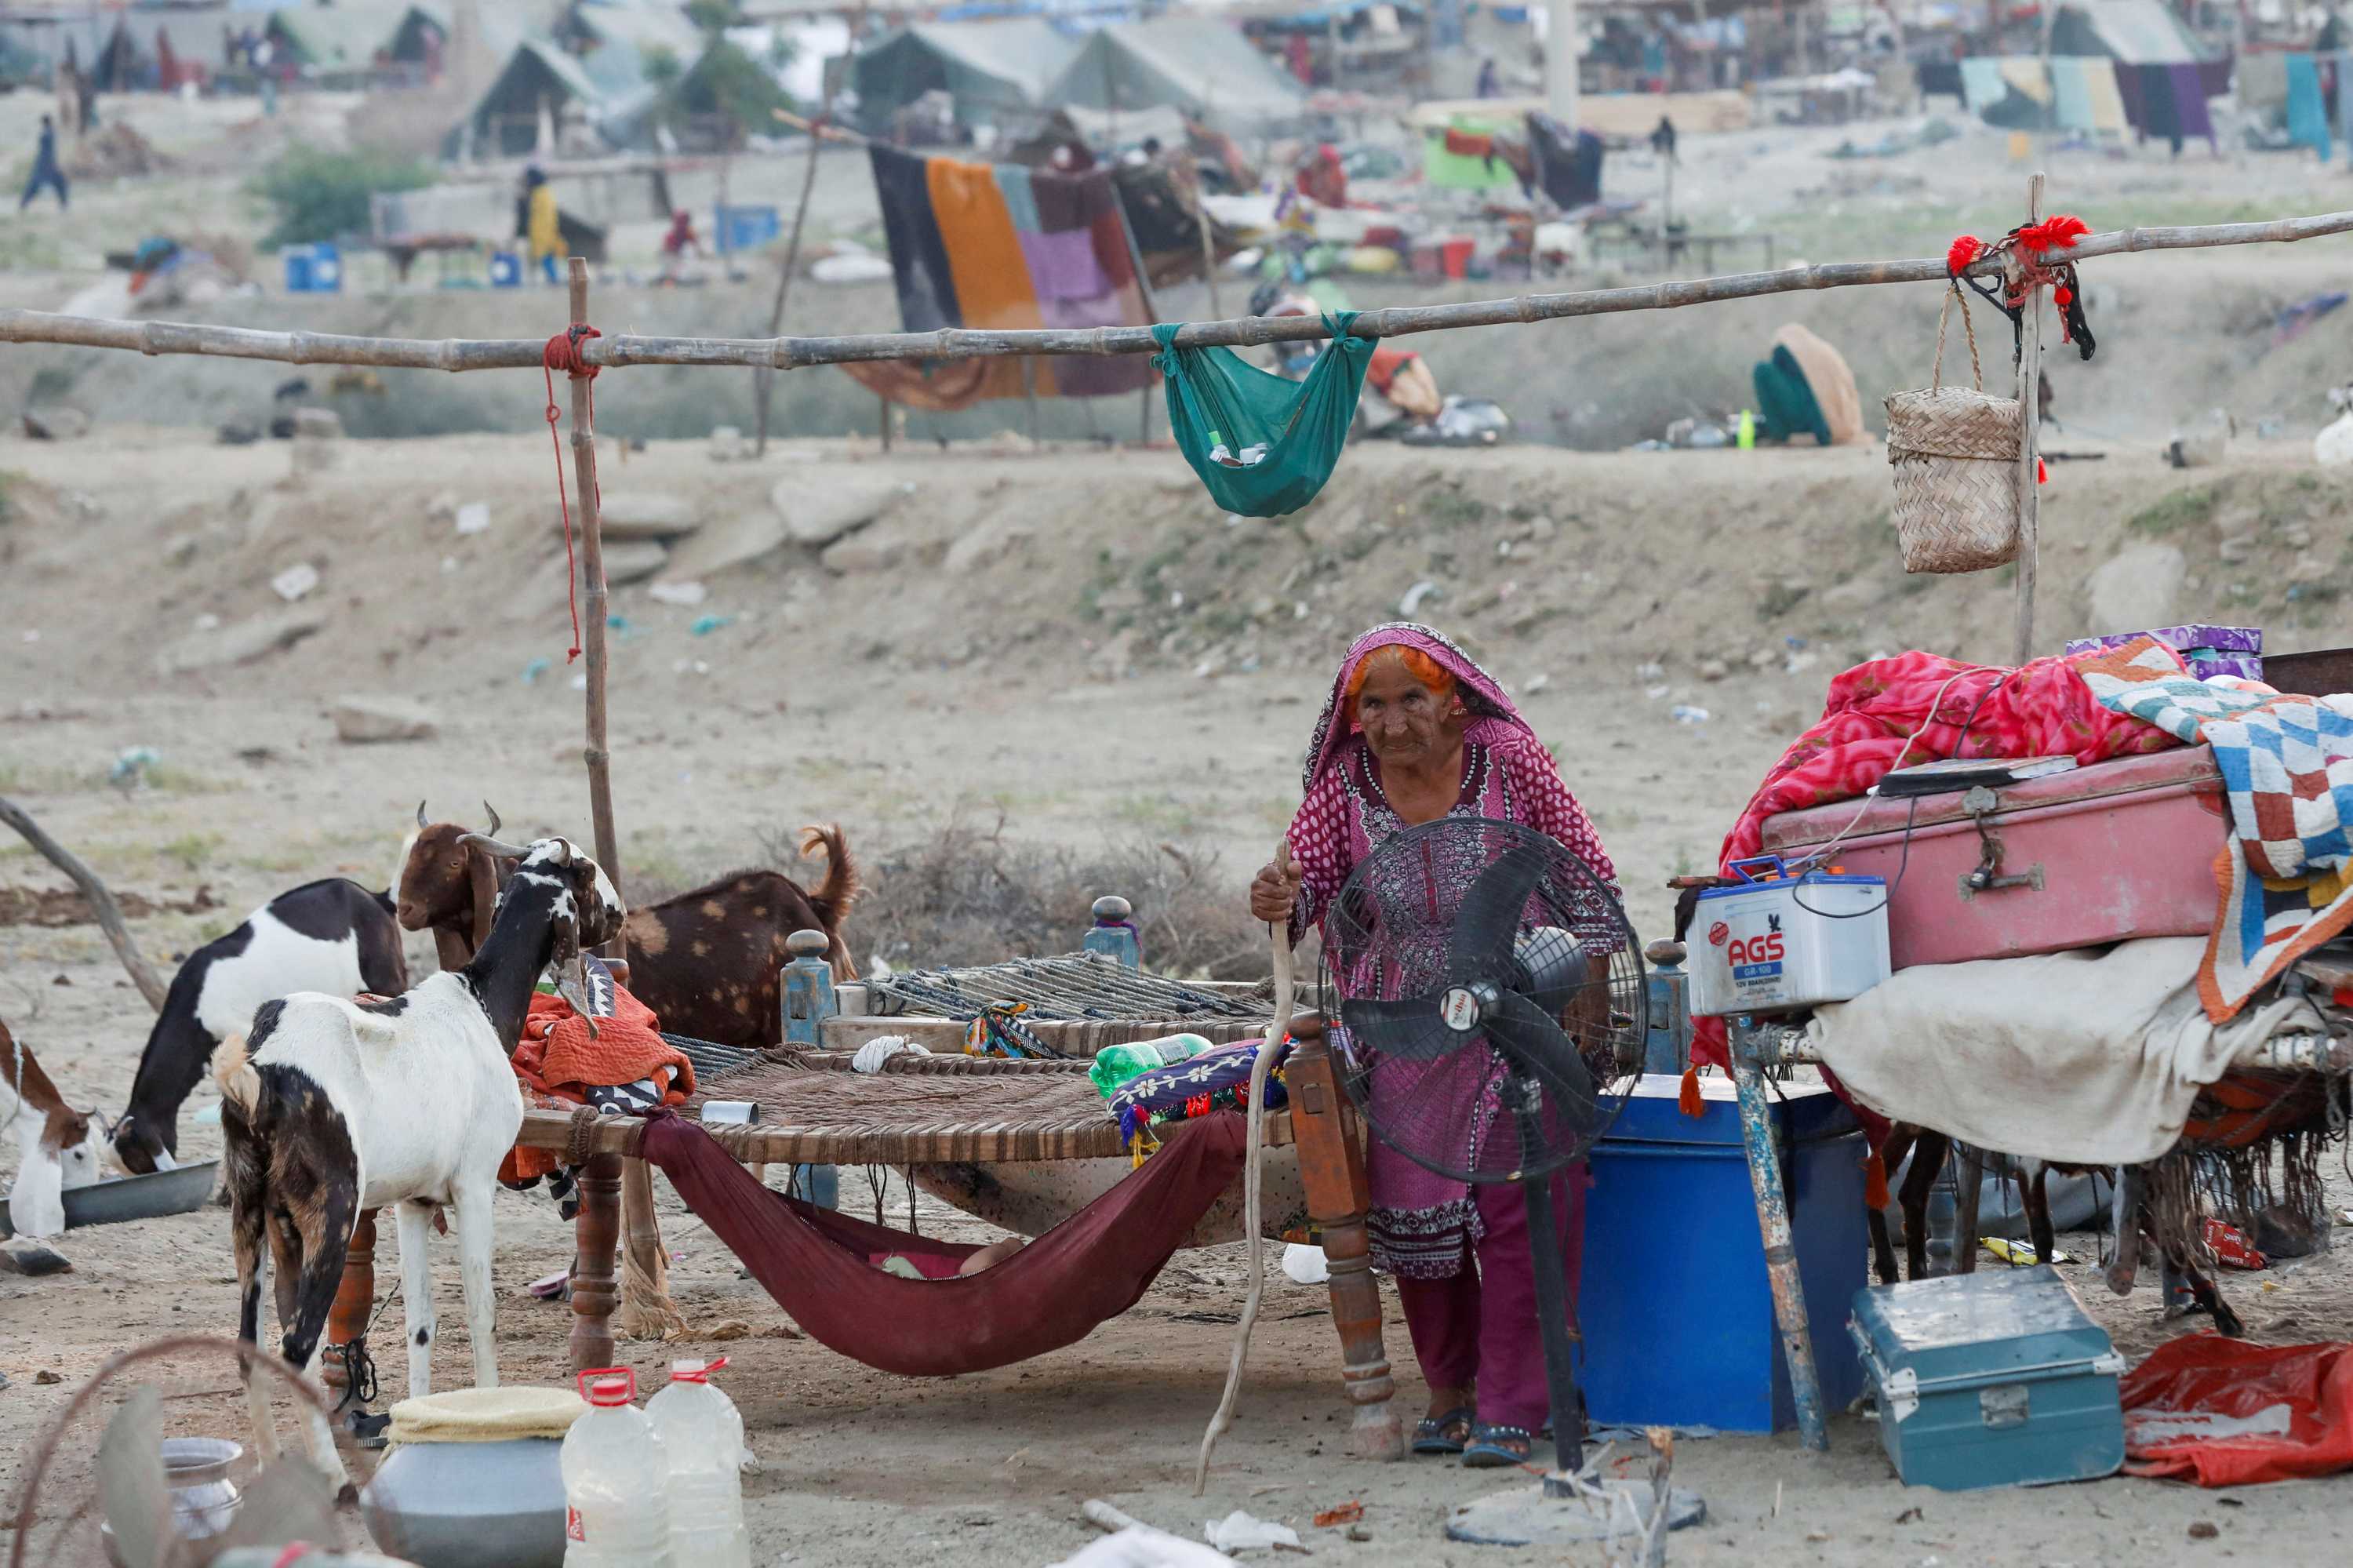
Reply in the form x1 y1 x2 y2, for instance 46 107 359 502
1688 856 1890 1017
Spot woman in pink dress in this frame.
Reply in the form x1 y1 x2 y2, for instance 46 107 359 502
1250 622 1620 1467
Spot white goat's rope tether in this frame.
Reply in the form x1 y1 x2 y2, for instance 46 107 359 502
1195 867 1291 1494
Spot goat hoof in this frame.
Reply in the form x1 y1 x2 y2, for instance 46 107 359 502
2213 1305 2246 1339
336 1481 360 1508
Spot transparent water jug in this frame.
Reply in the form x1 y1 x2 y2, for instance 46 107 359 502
561 1367 674 1568
646 1357 752 1568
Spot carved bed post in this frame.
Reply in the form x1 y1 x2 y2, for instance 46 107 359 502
1285 1016 1406 1461
571 1152 624 1371
321 1208 378 1399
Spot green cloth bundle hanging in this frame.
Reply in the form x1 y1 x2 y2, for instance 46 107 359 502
1151 311 1375 518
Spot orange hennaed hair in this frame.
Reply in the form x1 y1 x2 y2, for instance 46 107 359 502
1346 644 1455 707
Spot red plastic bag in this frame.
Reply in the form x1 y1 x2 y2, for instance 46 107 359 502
2122 1333 2353 1486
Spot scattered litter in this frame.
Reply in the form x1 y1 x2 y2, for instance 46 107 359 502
1523 673 1551 694
454 501 491 536
109 746 161 788
1311 1502 1361 1529
1587 1423 1719 1442
2206 1219 2268 1270
1281 1244 1329 1285
1398 580 1438 617
1646 684 1672 700
570 673 589 692
1635 660 1666 682
1983 1237 2070 1265
271 562 320 602
522 657 551 686
1670 704 1711 725
1058 1526 1236 1568
689 613 733 638
441 556 459 573
527 1269 568 1300
1203 1510 1303 1555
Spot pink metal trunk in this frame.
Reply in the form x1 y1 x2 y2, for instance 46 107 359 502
1759 748 2227 971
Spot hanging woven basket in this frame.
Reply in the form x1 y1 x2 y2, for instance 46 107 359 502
1885 284 2020 574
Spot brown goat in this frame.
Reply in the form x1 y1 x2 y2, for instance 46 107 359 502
620 826 860 1049
399 815 859 1048
395 802 512 971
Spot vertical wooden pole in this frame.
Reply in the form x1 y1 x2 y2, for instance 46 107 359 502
755 113 827 458
564 256 684 1342
878 391 893 451
2013 172 2046 668
1731 1020 1828 1452
1286 1017 1406 1461
322 1207 378 1399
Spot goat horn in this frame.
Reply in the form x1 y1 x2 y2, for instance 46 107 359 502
457 832 532 860
482 801 502 839
416 800 430 831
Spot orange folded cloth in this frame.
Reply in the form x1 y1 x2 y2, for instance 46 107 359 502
502 982 694 1183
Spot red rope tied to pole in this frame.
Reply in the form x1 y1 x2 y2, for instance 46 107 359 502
543 325 602 664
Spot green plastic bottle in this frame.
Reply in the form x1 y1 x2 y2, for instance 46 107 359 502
1089 1033 1213 1098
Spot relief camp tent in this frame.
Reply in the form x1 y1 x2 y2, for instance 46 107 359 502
1042 17 1307 138
2047 0 2212 64
849 20 1081 132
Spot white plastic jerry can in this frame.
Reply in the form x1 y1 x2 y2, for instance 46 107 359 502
646 1357 753 1568
561 1367 675 1568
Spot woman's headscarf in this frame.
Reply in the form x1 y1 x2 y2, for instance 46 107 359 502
1300 623 1533 793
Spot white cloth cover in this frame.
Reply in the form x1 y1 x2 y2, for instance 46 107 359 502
1805 937 2326 1165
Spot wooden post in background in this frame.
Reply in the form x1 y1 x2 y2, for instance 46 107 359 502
2013 173 2046 668
755 106 830 457
564 256 686 1342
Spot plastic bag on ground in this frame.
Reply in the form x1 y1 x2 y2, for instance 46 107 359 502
2122 1333 2353 1486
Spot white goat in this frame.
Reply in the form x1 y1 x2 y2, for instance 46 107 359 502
217 834 624 1487
4 1019 104 1239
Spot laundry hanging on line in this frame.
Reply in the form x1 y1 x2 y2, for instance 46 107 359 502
845 144 1156 413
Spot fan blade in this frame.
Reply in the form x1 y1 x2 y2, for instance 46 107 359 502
1481 990 1605 1138
1339 995 1457 1061
1447 844 1548 985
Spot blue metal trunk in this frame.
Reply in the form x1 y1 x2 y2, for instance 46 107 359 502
1576 1075 1867 1432
1848 1265 2126 1490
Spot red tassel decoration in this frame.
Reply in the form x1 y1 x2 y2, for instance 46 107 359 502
1865 1150 1892 1210
1945 235 1981 275
2038 457 2049 484
1678 1066 1705 1119
2017 213 2090 253
2053 286 2073 307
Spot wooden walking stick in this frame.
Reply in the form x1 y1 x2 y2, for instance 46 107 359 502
2013 172 2047 668
755 107 830 457
1196 844 1292 1493
562 256 685 1341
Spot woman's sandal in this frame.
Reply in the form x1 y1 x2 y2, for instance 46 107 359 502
1460 1422 1535 1468
1410 1406 1475 1455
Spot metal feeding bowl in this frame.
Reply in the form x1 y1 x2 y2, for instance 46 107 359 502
0 1161 219 1239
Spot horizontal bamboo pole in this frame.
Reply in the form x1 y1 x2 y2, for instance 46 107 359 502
2 207 2346 373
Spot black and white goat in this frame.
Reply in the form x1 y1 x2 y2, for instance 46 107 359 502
219 835 624 1485
113 878 408 1175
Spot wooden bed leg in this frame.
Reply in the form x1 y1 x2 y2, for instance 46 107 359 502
1286 1020 1405 1461
321 1207 378 1402
571 1152 624 1372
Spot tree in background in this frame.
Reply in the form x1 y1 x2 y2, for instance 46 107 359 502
253 146 436 249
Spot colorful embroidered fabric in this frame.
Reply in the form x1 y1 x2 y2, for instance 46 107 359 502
2077 635 2353 1020
1108 1037 1291 1155
963 1001 1059 1060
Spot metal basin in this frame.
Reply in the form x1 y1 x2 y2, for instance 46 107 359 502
911 1144 1310 1248
0 1161 219 1239
360 1437 567 1568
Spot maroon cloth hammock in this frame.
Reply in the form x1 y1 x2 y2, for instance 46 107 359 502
637 1110 1250 1377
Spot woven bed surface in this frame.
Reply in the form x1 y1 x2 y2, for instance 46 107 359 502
682 1052 1290 1163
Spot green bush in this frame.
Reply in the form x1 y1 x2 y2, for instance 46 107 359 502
253 147 437 250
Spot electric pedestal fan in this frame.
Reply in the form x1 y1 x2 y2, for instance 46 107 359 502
1319 817 1705 1548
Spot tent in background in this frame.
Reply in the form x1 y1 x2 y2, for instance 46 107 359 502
1043 16 1307 137
849 20 1082 132
2048 0 2213 63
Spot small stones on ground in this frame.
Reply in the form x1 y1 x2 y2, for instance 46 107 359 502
35 1368 62 1384
271 562 320 602
2188 1522 2219 1541
331 695 438 744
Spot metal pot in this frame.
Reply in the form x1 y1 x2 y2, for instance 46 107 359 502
358 1436 567 1568
100 1438 242 1568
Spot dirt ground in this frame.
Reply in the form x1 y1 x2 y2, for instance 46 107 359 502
6 430 2353 1566
7 80 2353 1566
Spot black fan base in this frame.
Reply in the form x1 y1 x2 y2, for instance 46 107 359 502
1446 1480 1708 1547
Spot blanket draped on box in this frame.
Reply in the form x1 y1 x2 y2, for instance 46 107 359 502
1803 937 2325 1166
636 1109 1247 1377
1691 649 2180 1101
2077 635 2353 1020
